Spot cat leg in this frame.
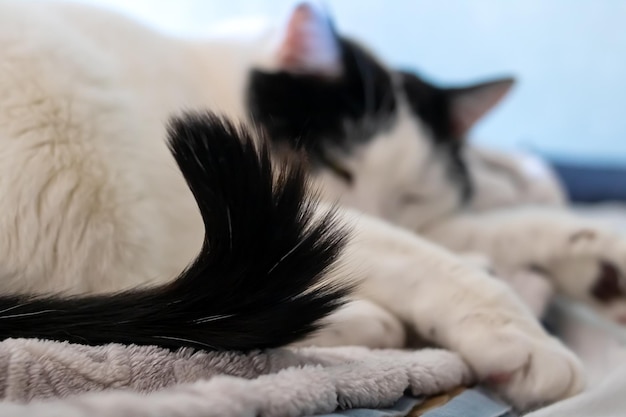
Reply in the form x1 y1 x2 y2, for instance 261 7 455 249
423 207 626 323
498 268 554 318
323 207 584 410
292 299 406 349
458 252 494 271
459 253 554 317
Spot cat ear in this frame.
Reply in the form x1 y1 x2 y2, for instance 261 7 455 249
277 2 342 77
449 78 515 137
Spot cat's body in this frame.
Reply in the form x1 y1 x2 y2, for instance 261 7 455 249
0 0 615 409
0 1 268 294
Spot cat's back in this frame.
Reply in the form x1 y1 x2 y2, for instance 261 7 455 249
0 1 206 104
0 1 158 64
0 1 206 295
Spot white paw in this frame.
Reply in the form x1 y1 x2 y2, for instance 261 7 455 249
450 310 585 410
541 221 626 322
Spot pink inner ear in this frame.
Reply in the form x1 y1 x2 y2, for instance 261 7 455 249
278 3 342 77
452 79 514 137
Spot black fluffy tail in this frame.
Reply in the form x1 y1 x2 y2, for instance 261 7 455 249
0 113 350 350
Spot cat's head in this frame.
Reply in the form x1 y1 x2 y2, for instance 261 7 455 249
247 3 514 229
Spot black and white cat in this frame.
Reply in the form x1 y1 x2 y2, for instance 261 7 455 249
0 0 599 409
247 4 626 322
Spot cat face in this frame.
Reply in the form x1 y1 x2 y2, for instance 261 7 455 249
247 3 513 229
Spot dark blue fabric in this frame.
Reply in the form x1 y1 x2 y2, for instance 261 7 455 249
421 389 514 417
549 160 626 203
312 389 514 417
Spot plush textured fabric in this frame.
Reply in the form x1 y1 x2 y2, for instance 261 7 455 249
316 389 514 417
0 339 470 417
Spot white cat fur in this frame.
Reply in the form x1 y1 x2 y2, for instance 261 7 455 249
0 1 584 408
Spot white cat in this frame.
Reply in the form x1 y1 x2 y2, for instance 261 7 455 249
0 0 586 409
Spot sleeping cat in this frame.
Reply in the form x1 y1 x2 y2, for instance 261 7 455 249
0 0 586 409
244 4 626 323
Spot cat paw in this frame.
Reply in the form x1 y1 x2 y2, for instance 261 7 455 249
452 312 585 410
540 221 626 320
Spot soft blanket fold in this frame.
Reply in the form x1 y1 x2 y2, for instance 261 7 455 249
0 339 470 417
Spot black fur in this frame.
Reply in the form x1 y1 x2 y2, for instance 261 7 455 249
0 113 350 351
248 39 397 165
247 37 472 201
399 71 472 201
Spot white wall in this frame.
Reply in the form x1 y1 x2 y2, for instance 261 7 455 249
59 1 626 164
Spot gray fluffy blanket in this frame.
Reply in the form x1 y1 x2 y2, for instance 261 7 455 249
0 339 470 417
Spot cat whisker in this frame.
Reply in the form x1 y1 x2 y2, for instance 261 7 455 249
267 238 307 275
153 335 218 350
192 314 234 324
226 206 233 252
0 303 26 316
0 309 59 320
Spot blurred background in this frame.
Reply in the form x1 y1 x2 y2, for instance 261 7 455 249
71 0 626 198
